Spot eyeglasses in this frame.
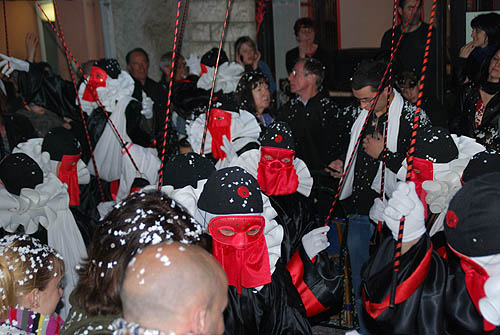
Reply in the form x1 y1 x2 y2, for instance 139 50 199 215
357 96 378 105
291 69 310 77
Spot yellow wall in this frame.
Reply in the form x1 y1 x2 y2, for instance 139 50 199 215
339 0 434 49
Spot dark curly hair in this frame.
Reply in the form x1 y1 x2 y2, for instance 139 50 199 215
71 190 203 316
234 71 269 115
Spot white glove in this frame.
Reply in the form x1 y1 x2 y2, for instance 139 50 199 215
301 226 330 260
383 182 426 242
369 197 386 223
220 135 237 162
479 272 500 326
141 91 154 119
0 53 29 77
422 170 461 213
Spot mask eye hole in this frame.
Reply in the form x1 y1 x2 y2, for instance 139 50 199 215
218 228 236 236
281 158 291 163
264 155 273 161
246 228 261 236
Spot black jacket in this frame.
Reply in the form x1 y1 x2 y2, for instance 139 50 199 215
450 82 500 150
362 235 500 335
277 91 348 171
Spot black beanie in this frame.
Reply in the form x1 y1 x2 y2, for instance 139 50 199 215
444 172 500 257
42 127 81 161
201 48 228 68
260 121 295 150
162 153 216 188
0 153 43 195
94 59 121 79
414 127 458 163
198 167 263 215
462 149 500 183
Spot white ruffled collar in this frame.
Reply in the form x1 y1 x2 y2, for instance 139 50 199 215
232 149 313 197
197 62 244 94
186 109 261 156
78 70 135 114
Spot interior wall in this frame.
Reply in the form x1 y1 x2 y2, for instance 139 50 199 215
0 2 41 61
339 0 434 49
56 0 105 79
0 0 104 80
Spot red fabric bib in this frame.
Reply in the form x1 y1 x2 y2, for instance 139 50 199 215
257 147 299 196
58 154 80 207
364 243 433 319
83 66 108 102
207 109 232 160
209 215 271 293
452 247 495 332
410 157 434 218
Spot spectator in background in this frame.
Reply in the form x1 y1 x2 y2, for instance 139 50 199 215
126 47 166 138
395 69 449 128
235 36 276 94
455 12 500 85
451 46 500 151
114 242 227 335
285 18 332 90
159 52 189 86
380 0 436 97
278 57 344 171
234 71 274 128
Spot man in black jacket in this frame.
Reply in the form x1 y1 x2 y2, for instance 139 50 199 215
277 57 347 172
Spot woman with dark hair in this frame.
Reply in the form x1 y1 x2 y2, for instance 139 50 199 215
455 12 500 85
234 36 276 93
451 46 500 150
234 71 274 128
0 235 65 335
61 190 203 335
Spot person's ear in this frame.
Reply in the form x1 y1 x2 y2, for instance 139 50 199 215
194 308 208 334
26 288 40 309
397 6 403 18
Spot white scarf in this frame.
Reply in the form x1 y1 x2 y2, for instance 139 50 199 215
340 90 404 200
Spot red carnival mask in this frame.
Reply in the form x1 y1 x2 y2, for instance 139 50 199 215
257 146 299 196
209 215 271 293
410 157 434 218
83 66 108 102
58 154 81 206
207 109 232 160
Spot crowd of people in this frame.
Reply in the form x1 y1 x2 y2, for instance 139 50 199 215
0 0 499 334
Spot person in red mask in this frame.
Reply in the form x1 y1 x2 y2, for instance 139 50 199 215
170 166 316 334
42 127 90 207
233 121 343 318
361 173 500 334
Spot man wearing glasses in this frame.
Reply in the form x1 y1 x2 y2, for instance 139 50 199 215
277 58 348 174
327 58 431 334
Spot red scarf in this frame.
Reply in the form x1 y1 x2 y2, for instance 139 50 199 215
207 109 232 160
257 147 299 196
57 154 80 206
209 215 271 293
82 66 108 102
410 157 434 218
452 247 496 332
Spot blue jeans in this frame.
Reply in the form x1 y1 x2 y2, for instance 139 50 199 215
347 214 374 334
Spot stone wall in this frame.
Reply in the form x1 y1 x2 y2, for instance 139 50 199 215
100 0 255 81
182 0 256 62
